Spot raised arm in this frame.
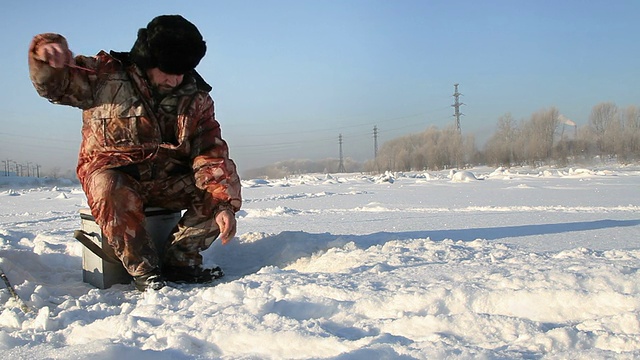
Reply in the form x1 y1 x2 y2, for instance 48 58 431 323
28 33 96 109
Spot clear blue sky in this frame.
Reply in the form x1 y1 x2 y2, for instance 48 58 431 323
2 0 639 174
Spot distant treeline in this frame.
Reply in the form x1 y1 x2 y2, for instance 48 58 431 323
367 102 639 172
242 102 639 178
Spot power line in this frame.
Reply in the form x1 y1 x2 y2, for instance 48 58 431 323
228 109 450 139
232 135 336 149
0 137 78 152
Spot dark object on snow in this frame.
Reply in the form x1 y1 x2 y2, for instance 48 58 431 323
0 265 30 313
134 270 166 291
163 265 224 284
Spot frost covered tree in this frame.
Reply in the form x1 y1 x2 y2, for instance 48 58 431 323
521 107 560 165
368 125 476 172
484 113 518 166
620 105 640 162
589 102 619 158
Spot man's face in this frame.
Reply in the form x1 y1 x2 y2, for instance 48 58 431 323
146 68 184 95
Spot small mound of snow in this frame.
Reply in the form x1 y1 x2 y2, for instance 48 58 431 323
412 172 434 180
297 175 322 184
1 189 20 196
488 167 513 179
55 192 70 199
238 231 273 243
512 184 533 189
595 170 616 176
243 206 301 218
490 166 506 175
242 179 271 188
449 169 483 182
569 168 594 176
355 203 389 212
374 172 395 184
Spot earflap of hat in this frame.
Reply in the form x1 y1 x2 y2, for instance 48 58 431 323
129 28 157 70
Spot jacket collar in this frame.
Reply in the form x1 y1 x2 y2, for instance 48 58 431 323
109 51 212 93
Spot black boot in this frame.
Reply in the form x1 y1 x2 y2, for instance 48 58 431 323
163 265 224 284
133 270 166 291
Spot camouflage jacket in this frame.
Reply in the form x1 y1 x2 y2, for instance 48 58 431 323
28 33 241 212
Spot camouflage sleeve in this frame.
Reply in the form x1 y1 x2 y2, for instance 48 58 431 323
191 95 242 212
28 33 96 109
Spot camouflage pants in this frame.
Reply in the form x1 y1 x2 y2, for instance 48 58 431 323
83 167 219 276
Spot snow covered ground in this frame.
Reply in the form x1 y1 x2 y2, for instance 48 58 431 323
1 165 639 359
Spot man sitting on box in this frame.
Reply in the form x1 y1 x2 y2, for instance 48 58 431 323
28 15 242 291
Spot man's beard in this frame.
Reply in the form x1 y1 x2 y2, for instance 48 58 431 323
155 85 174 95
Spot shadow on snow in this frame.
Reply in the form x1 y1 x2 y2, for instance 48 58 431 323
211 219 640 280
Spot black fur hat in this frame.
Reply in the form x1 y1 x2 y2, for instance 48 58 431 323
130 15 206 74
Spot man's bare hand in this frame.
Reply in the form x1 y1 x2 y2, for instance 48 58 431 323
35 43 71 69
215 209 237 245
